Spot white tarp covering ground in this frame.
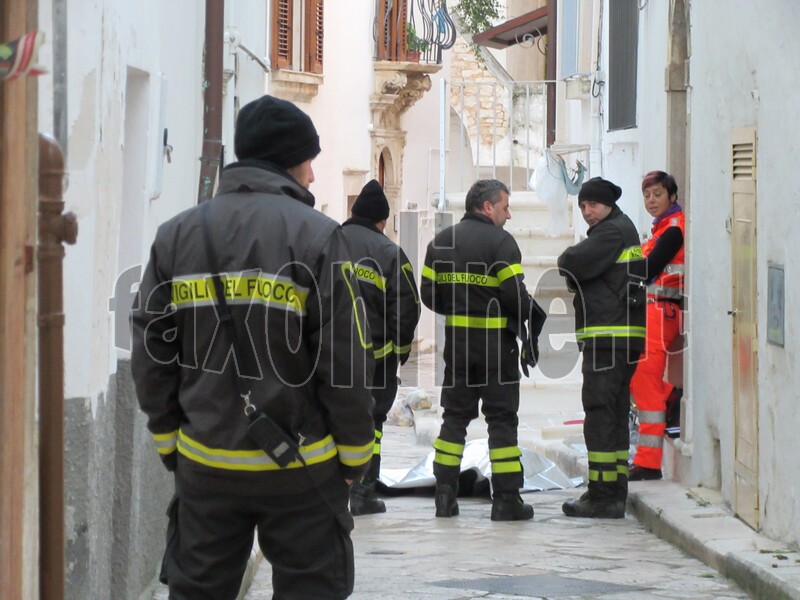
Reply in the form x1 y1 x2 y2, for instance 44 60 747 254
379 439 582 494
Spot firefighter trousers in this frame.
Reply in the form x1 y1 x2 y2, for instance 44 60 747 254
433 331 523 493
630 300 683 469
365 353 399 481
582 348 640 501
162 471 354 600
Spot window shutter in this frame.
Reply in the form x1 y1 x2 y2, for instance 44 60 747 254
608 0 639 130
305 0 324 74
271 0 293 70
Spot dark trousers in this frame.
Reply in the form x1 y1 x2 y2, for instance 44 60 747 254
163 472 354 600
366 354 399 480
581 348 639 500
433 331 523 493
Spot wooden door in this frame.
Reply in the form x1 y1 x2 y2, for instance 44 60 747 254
731 127 759 530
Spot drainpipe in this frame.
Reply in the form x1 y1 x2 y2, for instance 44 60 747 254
546 0 558 147
38 133 78 600
197 0 225 203
52 0 68 155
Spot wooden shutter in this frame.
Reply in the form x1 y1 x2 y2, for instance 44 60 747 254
271 0 293 70
305 0 324 74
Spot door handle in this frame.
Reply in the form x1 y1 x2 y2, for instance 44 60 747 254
727 309 738 316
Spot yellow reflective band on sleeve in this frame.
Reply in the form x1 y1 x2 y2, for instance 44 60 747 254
353 264 387 291
433 438 465 456
152 430 178 455
422 265 437 281
374 341 394 359
618 464 629 476
616 246 644 263
393 342 412 355
616 450 629 461
177 430 337 471
340 262 372 351
576 326 646 340
434 452 462 467
496 263 524 283
375 430 383 440
401 263 420 304
445 315 508 329
336 440 375 467
588 450 618 464
434 272 499 287
171 273 308 315
588 469 619 482
491 461 522 474
489 446 522 460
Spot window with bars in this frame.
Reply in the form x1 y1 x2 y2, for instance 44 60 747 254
608 0 639 131
270 0 324 73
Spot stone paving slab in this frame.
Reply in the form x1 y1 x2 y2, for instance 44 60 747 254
245 426 749 600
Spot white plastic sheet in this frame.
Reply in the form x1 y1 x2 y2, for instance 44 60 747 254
379 439 582 494
530 152 571 237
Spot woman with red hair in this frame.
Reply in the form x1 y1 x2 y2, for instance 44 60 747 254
629 171 685 481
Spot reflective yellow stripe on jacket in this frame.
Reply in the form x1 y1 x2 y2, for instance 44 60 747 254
171 273 309 315
445 315 508 328
616 246 644 263
175 430 372 471
152 430 178 455
575 325 646 340
422 266 500 288
353 264 387 291
496 263 524 283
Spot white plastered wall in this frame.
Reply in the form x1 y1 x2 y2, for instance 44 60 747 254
688 0 800 543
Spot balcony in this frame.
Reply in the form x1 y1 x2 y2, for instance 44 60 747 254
374 0 456 65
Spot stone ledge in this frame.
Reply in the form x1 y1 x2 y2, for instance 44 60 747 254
269 69 323 103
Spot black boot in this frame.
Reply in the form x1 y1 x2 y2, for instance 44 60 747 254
491 491 534 521
434 483 459 518
350 478 386 516
628 465 662 481
562 486 624 519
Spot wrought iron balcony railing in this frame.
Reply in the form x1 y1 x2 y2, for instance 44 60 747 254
374 0 456 65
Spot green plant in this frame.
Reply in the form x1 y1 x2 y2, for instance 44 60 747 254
451 0 503 65
407 23 430 53
452 0 502 35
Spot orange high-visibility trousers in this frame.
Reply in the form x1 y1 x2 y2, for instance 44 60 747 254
630 300 683 469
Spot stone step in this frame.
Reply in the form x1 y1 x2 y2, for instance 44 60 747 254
508 226 574 256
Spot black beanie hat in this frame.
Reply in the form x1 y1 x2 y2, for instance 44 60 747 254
578 176 623 207
352 179 390 221
234 95 321 169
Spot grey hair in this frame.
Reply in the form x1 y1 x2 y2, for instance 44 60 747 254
465 179 510 213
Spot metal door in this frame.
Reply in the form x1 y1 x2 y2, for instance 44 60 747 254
731 127 759 530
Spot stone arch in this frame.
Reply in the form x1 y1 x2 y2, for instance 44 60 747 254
372 144 402 240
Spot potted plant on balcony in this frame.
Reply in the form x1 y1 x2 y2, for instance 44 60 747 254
406 23 429 62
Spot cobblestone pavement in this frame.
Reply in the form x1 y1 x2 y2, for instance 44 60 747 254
245 426 750 600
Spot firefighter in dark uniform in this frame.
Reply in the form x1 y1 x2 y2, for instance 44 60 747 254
422 179 535 522
557 177 646 519
341 179 421 515
131 95 375 600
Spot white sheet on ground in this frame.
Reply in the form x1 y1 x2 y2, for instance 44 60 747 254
379 439 582 493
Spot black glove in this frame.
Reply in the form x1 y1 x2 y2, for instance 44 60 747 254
399 351 410 366
519 334 538 377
